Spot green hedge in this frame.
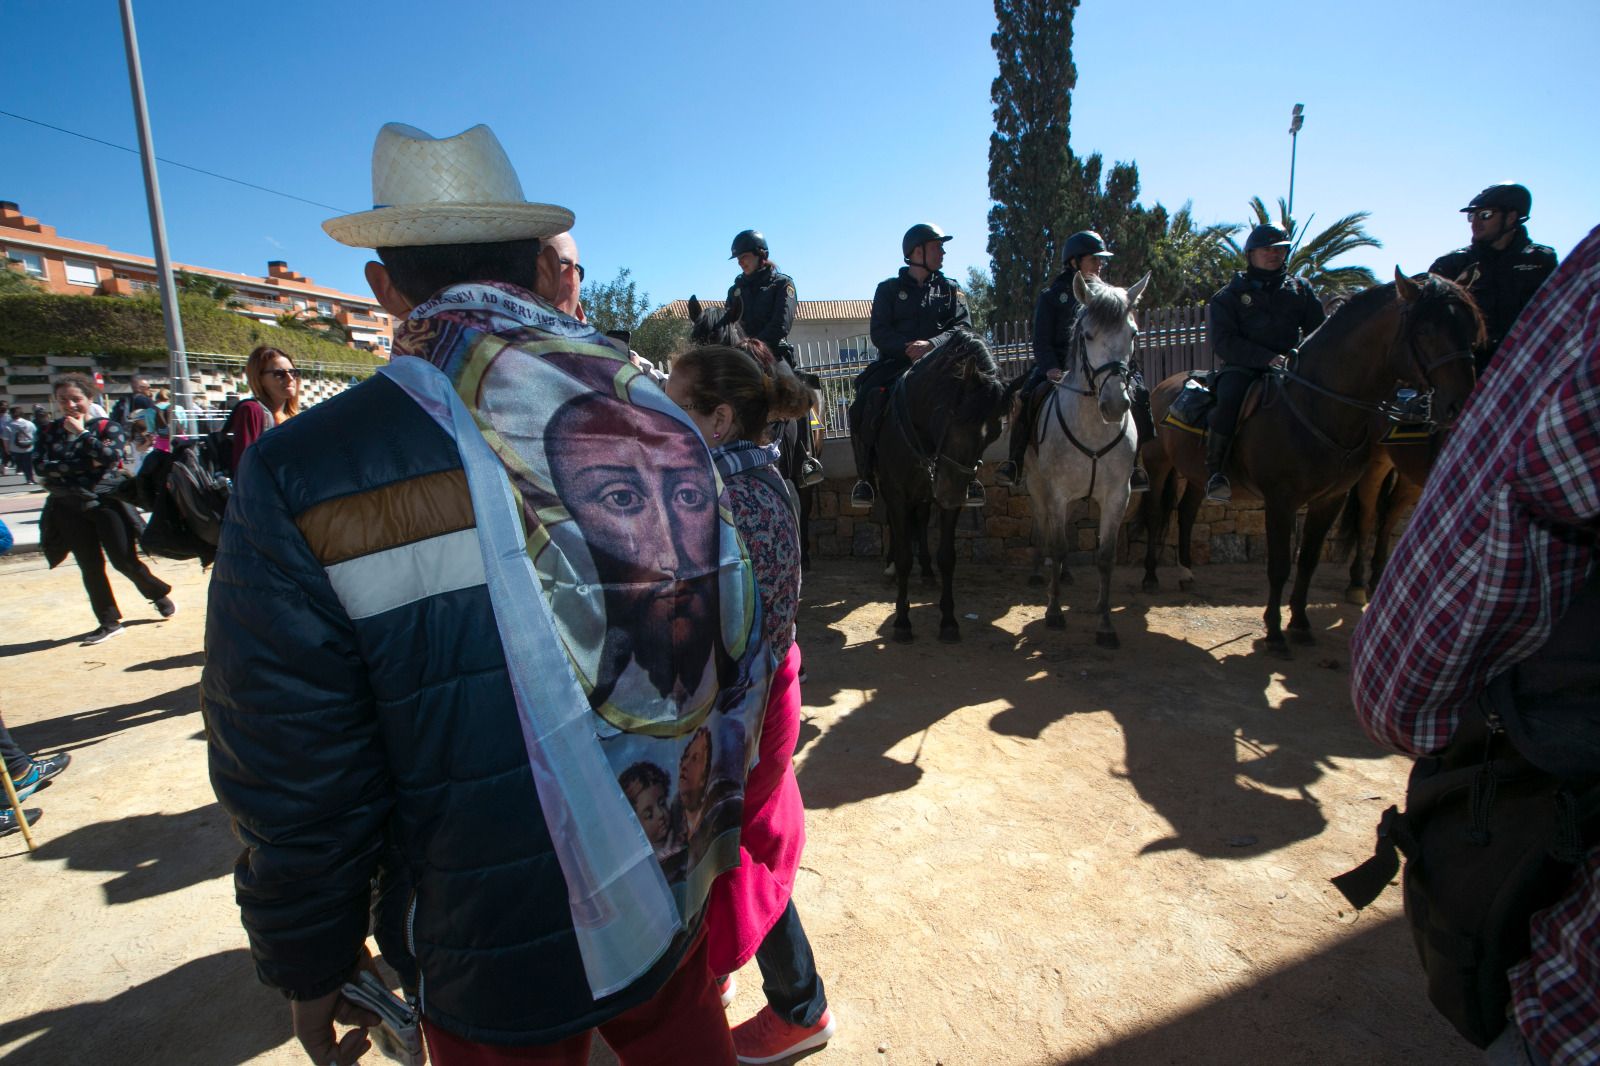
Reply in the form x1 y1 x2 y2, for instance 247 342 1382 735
0 292 382 366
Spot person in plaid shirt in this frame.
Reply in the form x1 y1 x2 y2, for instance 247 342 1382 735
1350 225 1594 1065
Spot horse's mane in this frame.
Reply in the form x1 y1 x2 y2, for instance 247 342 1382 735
918 329 1006 423
1077 279 1135 334
1305 274 1486 355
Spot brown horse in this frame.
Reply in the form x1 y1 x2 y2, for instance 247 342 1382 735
1141 270 1482 654
1340 439 1439 604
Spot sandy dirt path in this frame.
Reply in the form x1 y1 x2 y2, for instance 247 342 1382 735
0 550 1472 1065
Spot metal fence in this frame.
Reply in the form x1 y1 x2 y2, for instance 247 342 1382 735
788 305 1213 440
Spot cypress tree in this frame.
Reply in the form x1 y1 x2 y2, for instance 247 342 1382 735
986 0 1079 326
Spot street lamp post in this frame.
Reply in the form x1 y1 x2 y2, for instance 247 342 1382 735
117 0 190 410
1287 103 1305 225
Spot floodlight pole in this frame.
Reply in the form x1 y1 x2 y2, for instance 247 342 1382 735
1287 103 1305 224
118 0 190 410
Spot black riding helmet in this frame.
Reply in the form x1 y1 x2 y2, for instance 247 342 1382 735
729 229 768 259
1461 183 1532 222
1062 230 1112 267
902 223 953 262
1243 224 1293 253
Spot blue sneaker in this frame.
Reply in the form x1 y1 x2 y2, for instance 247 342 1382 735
0 807 41 837
9 752 71 802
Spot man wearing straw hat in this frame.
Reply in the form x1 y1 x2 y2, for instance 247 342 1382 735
203 123 771 1066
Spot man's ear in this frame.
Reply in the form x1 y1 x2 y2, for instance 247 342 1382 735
534 244 561 304
365 261 414 318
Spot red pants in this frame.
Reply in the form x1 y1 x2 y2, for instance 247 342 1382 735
421 931 734 1066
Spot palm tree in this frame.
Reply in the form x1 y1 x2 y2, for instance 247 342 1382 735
1226 196 1381 299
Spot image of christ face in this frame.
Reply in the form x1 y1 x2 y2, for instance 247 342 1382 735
546 394 721 705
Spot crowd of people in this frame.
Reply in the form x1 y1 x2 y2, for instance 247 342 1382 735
0 109 1589 1064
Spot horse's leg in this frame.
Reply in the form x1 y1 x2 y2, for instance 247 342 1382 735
1344 463 1388 605
1140 468 1173 593
798 484 813 572
1371 476 1421 591
1028 544 1047 588
1175 482 1203 592
1262 499 1296 655
888 501 915 643
917 503 935 584
1287 495 1344 644
1094 488 1128 648
936 507 961 642
1044 507 1071 630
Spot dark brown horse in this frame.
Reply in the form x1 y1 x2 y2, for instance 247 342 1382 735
1339 439 1439 604
877 330 1007 642
1141 270 1482 654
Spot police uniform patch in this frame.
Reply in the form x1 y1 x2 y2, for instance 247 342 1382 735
1059 292 1070 304
956 291 967 304
898 291 907 301
1241 293 1252 306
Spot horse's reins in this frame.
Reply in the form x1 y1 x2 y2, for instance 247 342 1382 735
887 356 981 489
1039 312 1133 500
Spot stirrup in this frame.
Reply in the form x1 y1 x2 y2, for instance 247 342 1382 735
798 457 824 488
850 480 875 509
995 459 1022 488
1129 467 1150 493
964 480 987 508
1205 473 1231 503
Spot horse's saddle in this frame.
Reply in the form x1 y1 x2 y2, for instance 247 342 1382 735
1380 421 1434 446
1161 370 1273 436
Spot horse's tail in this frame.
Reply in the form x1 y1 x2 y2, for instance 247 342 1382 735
1335 483 1362 549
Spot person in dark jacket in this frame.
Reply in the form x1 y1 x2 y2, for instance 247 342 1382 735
995 230 1152 493
849 222 976 509
727 230 821 487
36 373 174 645
202 122 757 1066
1203 224 1326 502
1428 182 1558 374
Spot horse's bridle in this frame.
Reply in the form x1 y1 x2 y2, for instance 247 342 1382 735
1056 312 1133 399
888 354 982 487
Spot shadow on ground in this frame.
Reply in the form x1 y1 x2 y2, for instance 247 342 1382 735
23 802 236 905
0 948 287 1065
1057 916 1475 1065
10 682 200 753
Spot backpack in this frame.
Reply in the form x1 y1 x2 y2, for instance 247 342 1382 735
206 398 271 473
137 439 230 566
1334 568 1600 1048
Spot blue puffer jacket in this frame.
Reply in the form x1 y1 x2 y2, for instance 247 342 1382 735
201 375 687 1045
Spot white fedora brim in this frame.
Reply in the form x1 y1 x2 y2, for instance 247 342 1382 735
323 200 574 248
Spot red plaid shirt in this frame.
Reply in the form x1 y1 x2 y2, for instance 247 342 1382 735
1351 225 1599 1063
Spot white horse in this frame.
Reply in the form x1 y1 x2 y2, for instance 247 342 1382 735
1026 272 1150 648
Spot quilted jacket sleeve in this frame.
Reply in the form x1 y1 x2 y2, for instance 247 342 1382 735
201 442 391 1000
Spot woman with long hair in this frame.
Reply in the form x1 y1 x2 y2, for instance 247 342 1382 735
665 342 837 1064
228 346 300 476
36 373 173 645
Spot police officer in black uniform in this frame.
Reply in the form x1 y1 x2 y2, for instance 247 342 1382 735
849 223 976 509
994 230 1152 493
727 229 799 365
1428 183 1558 374
1204 224 1325 502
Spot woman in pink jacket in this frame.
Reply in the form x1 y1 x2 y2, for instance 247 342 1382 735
665 341 835 1065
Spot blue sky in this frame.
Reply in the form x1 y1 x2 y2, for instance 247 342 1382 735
3 0 1595 321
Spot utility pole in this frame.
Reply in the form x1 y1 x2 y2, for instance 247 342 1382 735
118 0 190 409
1287 103 1305 227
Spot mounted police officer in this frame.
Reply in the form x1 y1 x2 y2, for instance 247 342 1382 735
1204 223 1325 502
727 229 798 366
727 229 822 486
849 223 976 509
995 230 1152 494
1428 183 1557 374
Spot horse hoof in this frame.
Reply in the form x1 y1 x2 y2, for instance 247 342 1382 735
1096 631 1120 649
1045 613 1066 630
1264 637 1292 660
938 625 961 644
893 627 914 645
1178 579 1195 593
1289 628 1316 646
1141 576 1159 594
1345 586 1369 606
1027 574 1045 588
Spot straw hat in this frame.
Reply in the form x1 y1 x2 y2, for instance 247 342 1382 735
323 123 573 248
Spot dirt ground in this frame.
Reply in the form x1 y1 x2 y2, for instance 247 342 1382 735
0 548 1475 1066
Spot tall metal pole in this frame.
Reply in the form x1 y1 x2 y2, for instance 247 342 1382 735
1287 103 1305 225
118 0 190 410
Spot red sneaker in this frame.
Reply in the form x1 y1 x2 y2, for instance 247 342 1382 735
732 1006 835 1064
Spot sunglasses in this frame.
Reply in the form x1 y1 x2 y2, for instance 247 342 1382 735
1470 209 1501 221
267 368 302 381
559 257 585 282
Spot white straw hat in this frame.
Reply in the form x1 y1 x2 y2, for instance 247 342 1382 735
323 123 573 248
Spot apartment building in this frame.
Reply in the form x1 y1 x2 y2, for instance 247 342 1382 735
0 200 393 353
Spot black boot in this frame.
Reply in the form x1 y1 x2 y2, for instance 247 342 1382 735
996 395 1030 487
1205 431 1233 503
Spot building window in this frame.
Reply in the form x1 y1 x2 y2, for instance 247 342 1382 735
64 259 99 286
317 301 333 315
5 250 45 277
378 335 391 349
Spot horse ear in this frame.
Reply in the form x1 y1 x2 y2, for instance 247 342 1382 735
687 294 702 321
1127 271 1152 306
1394 267 1420 303
1073 271 1091 305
